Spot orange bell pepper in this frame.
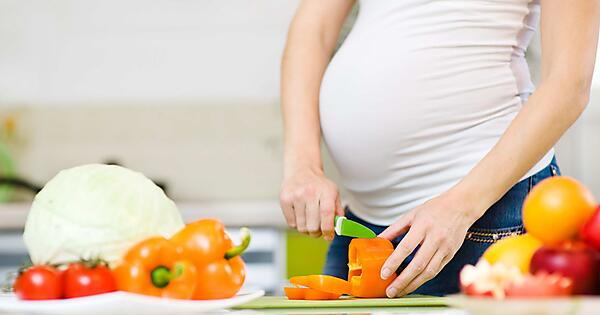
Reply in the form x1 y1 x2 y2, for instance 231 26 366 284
289 275 351 295
284 275 350 300
114 237 198 299
170 219 250 300
284 287 341 300
348 237 397 298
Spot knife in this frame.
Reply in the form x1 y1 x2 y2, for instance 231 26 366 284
334 215 377 239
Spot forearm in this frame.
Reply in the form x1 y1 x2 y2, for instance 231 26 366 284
281 0 354 177
454 79 590 220
451 0 600 221
281 31 330 175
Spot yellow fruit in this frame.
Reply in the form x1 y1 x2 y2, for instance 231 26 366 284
482 234 542 273
523 176 597 245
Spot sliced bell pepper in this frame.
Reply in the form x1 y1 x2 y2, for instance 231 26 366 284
284 287 341 300
170 219 250 300
284 275 349 300
114 237 197 299
348 237 396 298
289 275 351 295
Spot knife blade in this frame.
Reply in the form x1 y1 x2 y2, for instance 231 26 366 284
334 215 377 239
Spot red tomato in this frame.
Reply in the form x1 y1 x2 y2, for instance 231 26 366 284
14 266 62 300
63 262 117 298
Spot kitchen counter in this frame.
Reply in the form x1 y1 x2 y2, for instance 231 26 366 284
0 200 287 229
229 307 466 315
0 290 470 315
233 295 465 315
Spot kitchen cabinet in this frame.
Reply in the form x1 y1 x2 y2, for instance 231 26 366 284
286 231 330 278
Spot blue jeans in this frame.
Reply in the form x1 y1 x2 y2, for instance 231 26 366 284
324 157 561 296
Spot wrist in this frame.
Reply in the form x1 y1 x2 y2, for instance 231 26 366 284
444 183 489 225
283 150 323 178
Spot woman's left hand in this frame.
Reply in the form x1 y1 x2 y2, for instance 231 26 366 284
378 189 482 298
377 3 600 298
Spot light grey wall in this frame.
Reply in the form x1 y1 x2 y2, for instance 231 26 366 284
0 1 598 204
0 0 299 106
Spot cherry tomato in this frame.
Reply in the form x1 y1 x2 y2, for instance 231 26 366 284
14 266 62 300
63 262 117 298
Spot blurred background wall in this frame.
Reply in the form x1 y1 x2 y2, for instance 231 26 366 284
1 0 600 294
0 0 598 201
0 0 297 201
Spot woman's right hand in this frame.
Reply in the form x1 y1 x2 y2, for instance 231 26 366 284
280 167 343 240
279 0 355 240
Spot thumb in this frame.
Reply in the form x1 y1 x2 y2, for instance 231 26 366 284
378 213 411 240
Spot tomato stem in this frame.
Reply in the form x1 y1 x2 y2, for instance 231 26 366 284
225 227 251 259
151 266 172 288
79 258 108 269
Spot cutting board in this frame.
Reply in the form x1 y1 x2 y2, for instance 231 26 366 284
235 295 448 309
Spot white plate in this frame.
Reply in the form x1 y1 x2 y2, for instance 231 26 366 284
0 289 265 315
447 294 600 315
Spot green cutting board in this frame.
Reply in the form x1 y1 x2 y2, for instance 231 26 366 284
235 295 448 309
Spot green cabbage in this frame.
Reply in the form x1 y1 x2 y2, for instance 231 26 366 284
23 164 184 265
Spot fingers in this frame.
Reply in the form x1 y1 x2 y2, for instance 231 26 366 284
279 172 340 238
279 193 296 228
335 195 345 217
396 251 448 297
294 201 307 233
320 193 337 241
306 195 321 237
380 227 423 281
385 237 437 298
378 213 412 240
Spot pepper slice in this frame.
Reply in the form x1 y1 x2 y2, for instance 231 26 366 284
289 275 351 295
348 237 396 298
114 237 198 299
284 275 349 300
284 287 341 300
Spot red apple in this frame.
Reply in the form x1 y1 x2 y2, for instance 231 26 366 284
581 205 600 250
530 242 600 295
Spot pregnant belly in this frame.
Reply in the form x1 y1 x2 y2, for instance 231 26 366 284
315 0 539 221
319 42 521 194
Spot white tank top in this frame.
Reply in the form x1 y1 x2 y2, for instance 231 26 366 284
319 0 553 225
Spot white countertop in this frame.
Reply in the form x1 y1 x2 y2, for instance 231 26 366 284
0 200 288 230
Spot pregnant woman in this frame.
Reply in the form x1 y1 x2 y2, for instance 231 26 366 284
279 0 600 297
